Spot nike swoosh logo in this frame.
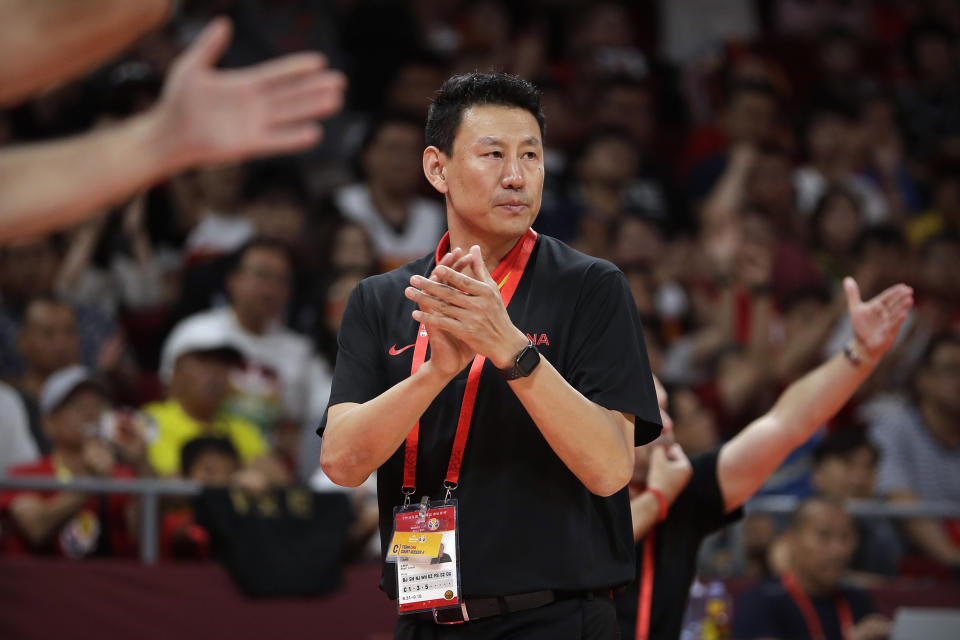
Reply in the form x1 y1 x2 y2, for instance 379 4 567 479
388 343 416 356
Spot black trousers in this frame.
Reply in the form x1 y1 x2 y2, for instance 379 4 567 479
394 596 620 640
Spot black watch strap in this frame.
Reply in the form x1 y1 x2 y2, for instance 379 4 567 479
496 339 541 380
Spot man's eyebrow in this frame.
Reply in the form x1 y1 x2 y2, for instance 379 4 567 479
475 136 542 146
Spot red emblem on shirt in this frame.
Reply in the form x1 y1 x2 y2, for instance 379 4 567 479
526 333 550 346
389 343 416 356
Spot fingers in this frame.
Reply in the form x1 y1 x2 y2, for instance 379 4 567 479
411 309 459 331
432 265 488 295
267 83 345 127
243 51 330 87
251 122 322 157
843 276 862 309
180 17 234 70
876 283 914 313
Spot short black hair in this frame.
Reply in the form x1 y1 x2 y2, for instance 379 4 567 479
229 236 295 275
180 436 239 476
813 429 879 467
361 110 425 153
242 161 309 207
425 72 545 155
919 330 960 370
852 224 906 258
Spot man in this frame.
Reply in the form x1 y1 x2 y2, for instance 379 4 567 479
147 316 275 480
866 331 960 570
333 111 445 270
618 276 912 640
167 238 331 475
10 297 84 455
811 429 900 576
733 498 890 640
0 365 150 557
0 14 346 241
320 73 661 637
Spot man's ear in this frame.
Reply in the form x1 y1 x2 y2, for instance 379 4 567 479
423 146 448 194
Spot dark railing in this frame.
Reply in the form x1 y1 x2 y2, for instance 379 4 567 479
2 476 959 564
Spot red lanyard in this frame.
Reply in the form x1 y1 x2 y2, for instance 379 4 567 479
401 228 538 503
781 571 854 640
635 529 656 640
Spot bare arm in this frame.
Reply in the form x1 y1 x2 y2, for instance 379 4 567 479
8 492 90 546
320 362 460 488
889 489 960 567
0 18 345 242
0 0 171 106
718 278 913 512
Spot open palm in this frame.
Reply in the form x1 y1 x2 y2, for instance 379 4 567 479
844 277 913 359
160 18 346 167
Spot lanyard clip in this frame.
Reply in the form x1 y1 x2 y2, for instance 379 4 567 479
442 481 458 503
417 495 429 522
401 486 415 508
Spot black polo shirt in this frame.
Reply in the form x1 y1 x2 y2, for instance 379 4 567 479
614 449 743 640
732 579 876 640
318 233 661 599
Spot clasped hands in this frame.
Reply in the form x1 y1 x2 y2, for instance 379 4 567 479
405 245 529 378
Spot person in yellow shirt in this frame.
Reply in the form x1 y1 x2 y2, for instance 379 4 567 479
145 315 286 482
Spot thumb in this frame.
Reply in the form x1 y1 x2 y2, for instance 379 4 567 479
180 17 233 70
469 245 494 283
843 276 862 309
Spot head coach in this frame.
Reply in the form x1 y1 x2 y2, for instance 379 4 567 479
318 72 661 638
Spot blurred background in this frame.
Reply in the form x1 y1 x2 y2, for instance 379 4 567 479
1 0 958 638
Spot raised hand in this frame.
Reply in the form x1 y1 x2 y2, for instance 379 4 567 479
646 443 692 506
843 276 913 361
406 245 527 370
157 17 347 168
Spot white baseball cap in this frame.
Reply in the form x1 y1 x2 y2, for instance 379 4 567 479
159 315 245 382
40 365 109 414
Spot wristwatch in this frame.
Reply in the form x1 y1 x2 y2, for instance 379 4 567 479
496 339 541 380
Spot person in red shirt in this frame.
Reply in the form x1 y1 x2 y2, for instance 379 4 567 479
1 365 150 557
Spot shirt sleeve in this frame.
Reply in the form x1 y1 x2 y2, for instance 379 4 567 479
675 449 743 536
316 280 388 436
564 267 661 445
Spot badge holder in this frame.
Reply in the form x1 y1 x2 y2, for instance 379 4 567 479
386 486 463 617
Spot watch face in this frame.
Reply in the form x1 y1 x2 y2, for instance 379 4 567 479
516 345 541 375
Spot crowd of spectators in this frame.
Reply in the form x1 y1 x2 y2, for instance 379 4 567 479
1 0 957 604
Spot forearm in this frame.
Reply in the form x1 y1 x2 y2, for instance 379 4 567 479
719 351 873 511
509 358 634 496
0 0 171 106
320 361 455 487
0 108 182 241
630 490 662 542
10 492 90 546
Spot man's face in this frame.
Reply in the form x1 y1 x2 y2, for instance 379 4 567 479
19 301 80 376
918 341 960 417
45 387 109 451
0 238 59 302
439 105 544 242
187 451 238 485
228 248 291 327
789 502 857 591
813 447 877 500
172 352 235 414
724 91 775 146
364 122 427 195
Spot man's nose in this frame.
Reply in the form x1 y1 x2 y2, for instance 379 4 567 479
500 157 524 190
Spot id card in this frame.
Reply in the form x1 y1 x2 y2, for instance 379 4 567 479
387 500 461 614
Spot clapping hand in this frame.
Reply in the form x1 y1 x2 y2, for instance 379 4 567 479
406 245 527 373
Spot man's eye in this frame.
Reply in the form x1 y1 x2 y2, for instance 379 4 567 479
523 152 538 160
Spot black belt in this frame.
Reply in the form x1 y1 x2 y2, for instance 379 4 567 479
416 588 612 625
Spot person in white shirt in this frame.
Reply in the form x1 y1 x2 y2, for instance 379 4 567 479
163 239 331 479
333 112 444 271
